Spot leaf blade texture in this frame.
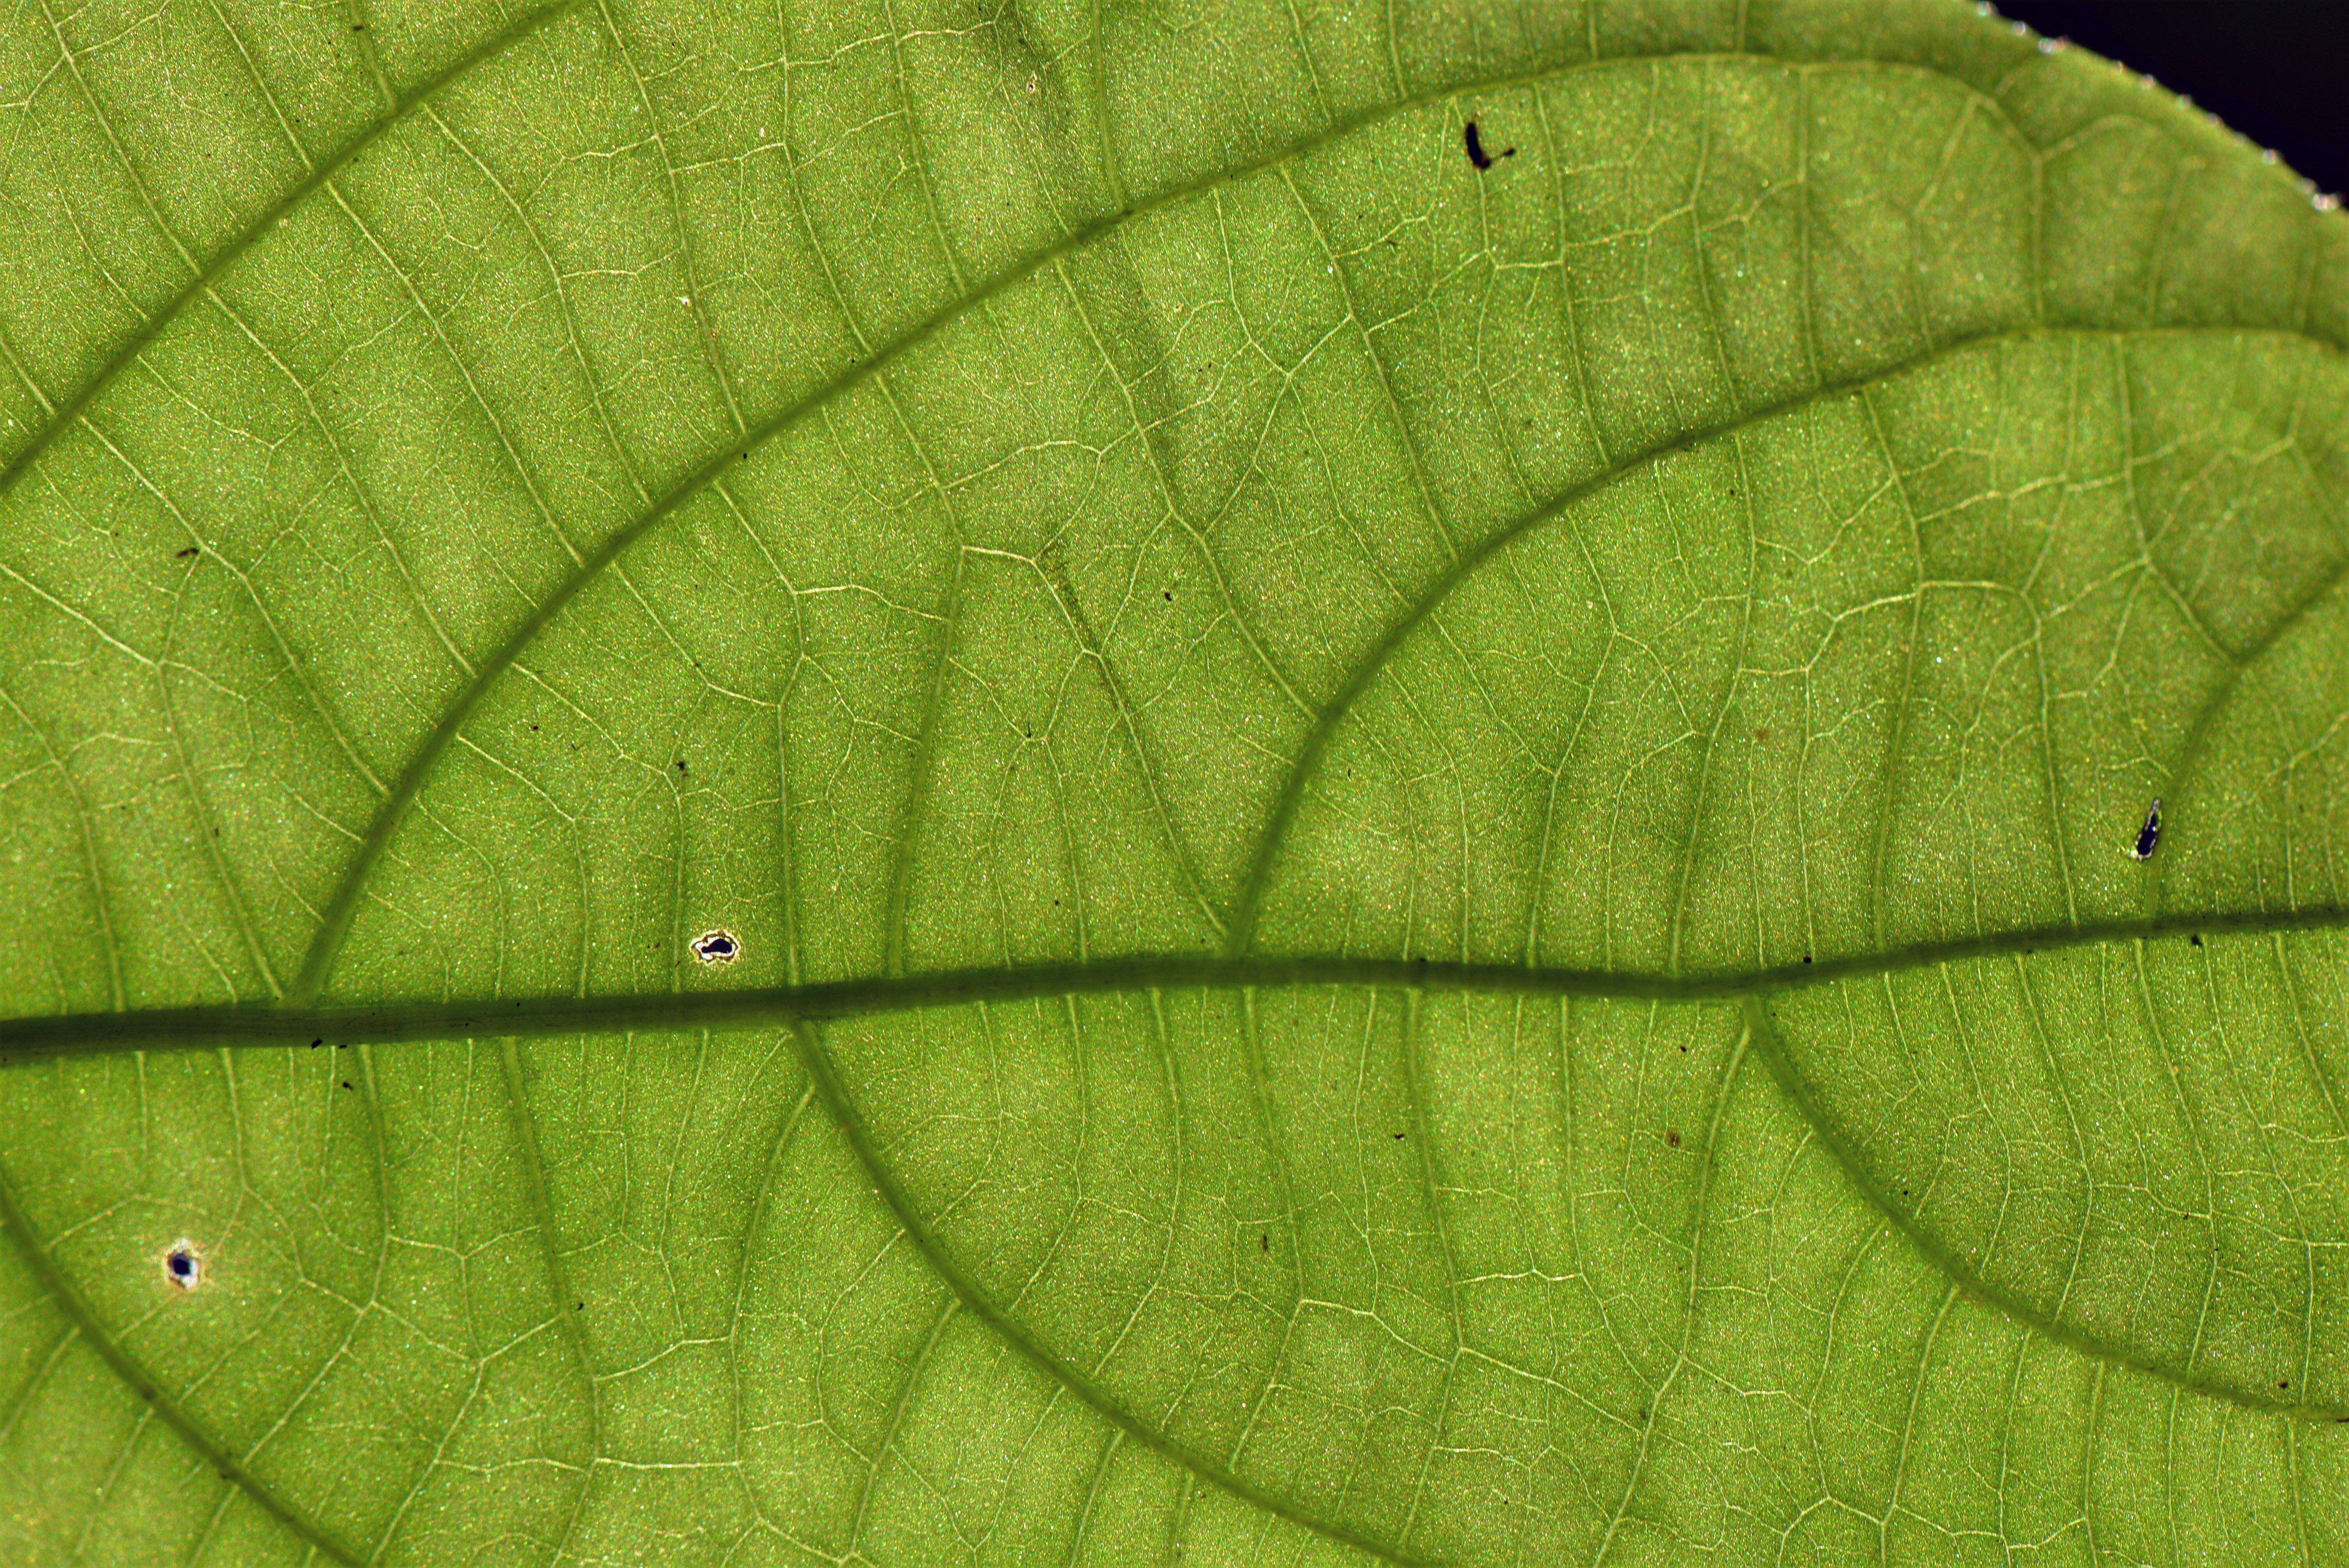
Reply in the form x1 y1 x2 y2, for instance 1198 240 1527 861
2 0 2346 1562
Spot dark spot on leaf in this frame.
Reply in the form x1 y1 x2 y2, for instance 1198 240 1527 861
1163 589 1173 600
691 928 741 964
2131 798 2162 860
2280 1379 2289 1389
2190 933 2203 948
1259 1233 1269 1253
1392 1131 1406 1140
1665 1127 1682 1148
311 1038 323 1048
675 759 687 772
341 1081 353 1090
1463 120 1514 170
1752 727 1768 743
1802 955 1812 964
174 545 200 559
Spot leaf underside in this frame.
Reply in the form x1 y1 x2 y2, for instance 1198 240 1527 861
2 0 2347 1563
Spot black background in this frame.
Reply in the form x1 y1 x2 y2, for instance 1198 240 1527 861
1990 2 2344 198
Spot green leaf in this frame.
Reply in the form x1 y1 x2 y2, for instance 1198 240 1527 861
2 0 2346 1561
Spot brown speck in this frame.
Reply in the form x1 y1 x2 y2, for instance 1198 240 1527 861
340 1081 353 1090
1163 590 1173 600
675 759 687 773
1259 1233 1269 1253
1464 120 1514 170
1665 1127 1682 1148
2190 934 2203 948
174 545 200 559
1752 727 1768 743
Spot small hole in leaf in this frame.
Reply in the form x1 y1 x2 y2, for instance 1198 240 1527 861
162 1239 203 1291
691 929 741 965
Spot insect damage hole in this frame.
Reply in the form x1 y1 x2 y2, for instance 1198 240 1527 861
162 1238 204 1292
690 928 741 965
2130 798 2161 861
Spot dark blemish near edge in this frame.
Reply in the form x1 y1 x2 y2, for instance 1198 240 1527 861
1464 120 1514 171
2190 933 2203 948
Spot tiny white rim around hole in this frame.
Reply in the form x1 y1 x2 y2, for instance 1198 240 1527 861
161 1237 203 1290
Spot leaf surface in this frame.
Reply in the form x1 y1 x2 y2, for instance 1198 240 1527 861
2 0 2347 1562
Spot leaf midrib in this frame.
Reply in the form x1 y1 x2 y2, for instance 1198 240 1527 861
9 904 2346 1060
